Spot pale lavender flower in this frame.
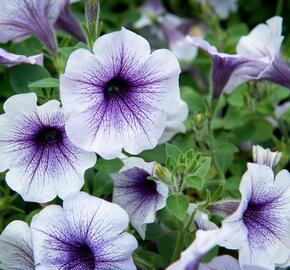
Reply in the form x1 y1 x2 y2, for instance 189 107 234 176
252 145 282 169
187 16 290 99
0 220 34 270
0 93 96 203
0 48 43 67
219 163 290 270
55 0 86 42
31 192 138 270
60 27 181 159
112 157 168 239
0 0 62 52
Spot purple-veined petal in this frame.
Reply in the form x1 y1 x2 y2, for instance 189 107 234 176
187 37 267 99
0 48 43 67
112 157 168 239
60 28 181 159
31 192 137 270
0 93 96 203
0 0 62 52
54 0 85 42
219 163 290 270
0 220 34 270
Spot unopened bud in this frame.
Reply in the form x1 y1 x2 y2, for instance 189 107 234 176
153 163 171 183
85 0 100 26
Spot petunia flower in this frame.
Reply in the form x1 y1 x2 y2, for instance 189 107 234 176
0 220 34 270
54 0 86 42
0 93 96 203
112 157 168 239
252 145 282 169
219 163 290 270
31 191 138 270
0 48 43 67
60 27 181 159
159 100 189 144
0 0 62 52
187 16 290 100
166 229 229 270
167 229 268 270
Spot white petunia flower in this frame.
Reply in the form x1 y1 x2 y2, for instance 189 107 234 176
0 220 34 270
31 192 138 270
252 145 282 168
112 157 168 239
219 163 290 270
0 93 96 203
60 27 181 159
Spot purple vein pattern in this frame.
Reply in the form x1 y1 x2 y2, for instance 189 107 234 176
0 0 62 52
0 93 96 203
220 163 290 269
60 27 181 159
0 221 34 270
31 192 137 270
112 157 168 239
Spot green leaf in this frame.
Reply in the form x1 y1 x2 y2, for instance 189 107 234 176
166 194 189 221
185 175 204 190
165 143 182 158
95 158 123 173
157 231 180 265
181 86 208 114
9 64 50 93
194 156 212 179
210 185 224 203
29 78 59 89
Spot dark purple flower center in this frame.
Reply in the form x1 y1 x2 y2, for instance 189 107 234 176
35 126 63 146
70 243 95 269
104 77 131 98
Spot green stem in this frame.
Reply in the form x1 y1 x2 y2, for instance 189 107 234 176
172 221 184 262
276 0 284 15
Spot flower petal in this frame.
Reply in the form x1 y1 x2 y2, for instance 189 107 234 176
113 157 168 239
0 48 43 67
0 0 61 52
0 220 34 270
32 192 137 270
